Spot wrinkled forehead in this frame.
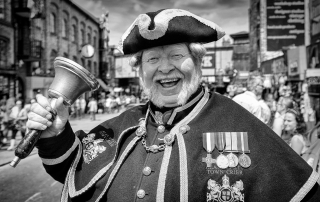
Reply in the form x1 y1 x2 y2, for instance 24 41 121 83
143 43 188 56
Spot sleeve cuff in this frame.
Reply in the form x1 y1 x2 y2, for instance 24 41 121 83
36 121 76 159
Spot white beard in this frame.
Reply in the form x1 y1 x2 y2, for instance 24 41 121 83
140 69 202 108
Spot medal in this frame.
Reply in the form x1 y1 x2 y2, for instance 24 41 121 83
238 132 251 168
225 132 238 167
215 132 229 169
216 154 229 169
202 133 216 168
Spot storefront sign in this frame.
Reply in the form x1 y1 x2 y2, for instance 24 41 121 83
202 53 215 76
266 0 305 51
260 56 287 74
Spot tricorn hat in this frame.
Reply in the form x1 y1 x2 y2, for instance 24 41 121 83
118 8 225 55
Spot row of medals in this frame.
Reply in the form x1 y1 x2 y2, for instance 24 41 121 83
215 152 251 169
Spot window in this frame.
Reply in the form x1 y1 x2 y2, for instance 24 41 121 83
50 13 56 33
94 62 97 76
0 38 8 68
71 25 77 42
34 18 42 29
0 0 4 19
88 60 92 73
81 58 85 67
63 52 68 58
73 56 77 63
87 33 91 44
62 19 67 38
81 29 85 45
93 36 96 48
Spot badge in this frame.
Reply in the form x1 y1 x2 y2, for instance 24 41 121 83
82 133 106 164
238 132 251 168
202 133 216 168
207 175 244 202
215 132 229 169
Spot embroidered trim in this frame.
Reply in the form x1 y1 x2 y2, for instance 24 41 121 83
61 139 82 202
118 9 225 53
41 136 80 165
156 88 210 202
67 125 139 198
167 88 204 125
290 170 320 202
176 131 188 201
95 136 141 202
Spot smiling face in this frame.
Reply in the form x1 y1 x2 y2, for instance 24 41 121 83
283 112 297 133
139 43 201 108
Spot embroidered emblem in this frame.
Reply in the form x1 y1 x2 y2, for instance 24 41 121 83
207 175 244 202
82 133 106 164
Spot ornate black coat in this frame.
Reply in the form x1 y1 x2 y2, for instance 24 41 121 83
37 89 320 202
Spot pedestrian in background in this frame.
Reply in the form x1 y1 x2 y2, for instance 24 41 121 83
79 96 87 119
87 97 97 121
272 96 295 136
7 100 23 150
281 108 308 155
232 75 264 122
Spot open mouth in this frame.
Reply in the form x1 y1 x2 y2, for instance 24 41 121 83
157 78 181 88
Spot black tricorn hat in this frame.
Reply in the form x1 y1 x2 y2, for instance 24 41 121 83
118 8 225 55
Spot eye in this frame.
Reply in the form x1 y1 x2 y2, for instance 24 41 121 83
147 57 160 64
171 54 184 60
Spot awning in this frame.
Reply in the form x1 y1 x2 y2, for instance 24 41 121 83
97 79 110 92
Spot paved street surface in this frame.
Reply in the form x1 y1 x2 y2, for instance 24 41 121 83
0 111 122 202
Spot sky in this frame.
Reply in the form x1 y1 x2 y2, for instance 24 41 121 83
73 0 250 46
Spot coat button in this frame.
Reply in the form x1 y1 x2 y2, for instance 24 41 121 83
143 166 152 176
137 189 146 199
157 125 165 133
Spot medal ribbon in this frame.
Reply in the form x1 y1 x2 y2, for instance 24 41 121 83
215 132 225 152
202 133 215 153
239 132 249 153
225 132 231 151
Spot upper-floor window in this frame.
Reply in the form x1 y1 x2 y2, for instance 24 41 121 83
50 13 56 34
81 29 85 45
73 56 77 63
0 0 5 19
93 36 96 48
62 19 68 38
71 25 77 42
0 38 8 68
87 33 91 44
88 60 92 73
34 18 42 29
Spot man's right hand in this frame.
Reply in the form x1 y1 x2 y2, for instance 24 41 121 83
26 94 70 138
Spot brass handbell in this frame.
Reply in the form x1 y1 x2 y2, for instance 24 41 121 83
10 57 100 167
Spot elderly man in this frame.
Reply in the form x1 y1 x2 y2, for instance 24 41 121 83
27 9 319 202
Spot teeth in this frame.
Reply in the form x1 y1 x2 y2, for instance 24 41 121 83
159 78 179 84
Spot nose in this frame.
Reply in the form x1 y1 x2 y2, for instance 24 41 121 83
158 57 174 74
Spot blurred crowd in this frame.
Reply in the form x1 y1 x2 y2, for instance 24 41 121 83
0 96 35 150
223 74 319 164
0 93 141 151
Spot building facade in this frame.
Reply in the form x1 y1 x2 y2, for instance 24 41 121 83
0 0 105 102
0 0 20 100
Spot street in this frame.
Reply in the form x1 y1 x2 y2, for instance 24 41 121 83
0 112 121 202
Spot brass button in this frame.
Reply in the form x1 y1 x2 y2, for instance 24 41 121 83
143 166 152 176
137 189 146 199
157 125 165 133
